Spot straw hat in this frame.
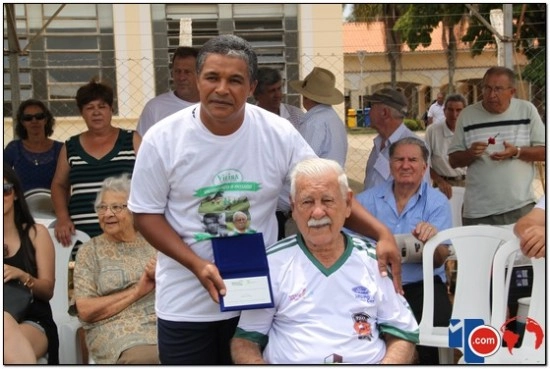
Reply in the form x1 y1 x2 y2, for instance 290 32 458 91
289 67 344 105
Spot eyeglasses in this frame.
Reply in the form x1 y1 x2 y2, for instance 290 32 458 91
95 204 128 214
22 113 47 122
3 183 14 196
482 86 512 95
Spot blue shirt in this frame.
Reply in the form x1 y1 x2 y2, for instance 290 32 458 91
356 180 452 284
297 104 348 167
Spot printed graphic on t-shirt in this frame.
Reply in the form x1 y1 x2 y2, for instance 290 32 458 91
193 169 259 241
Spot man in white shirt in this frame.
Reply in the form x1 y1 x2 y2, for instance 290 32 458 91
427 92 445 126
425 94 468 199
136 46 200 136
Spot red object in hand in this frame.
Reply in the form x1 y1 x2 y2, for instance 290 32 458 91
487 133 500 145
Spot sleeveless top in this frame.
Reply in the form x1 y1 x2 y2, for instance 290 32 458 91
4 242 59 364
66 129 136 238
3 140 63 193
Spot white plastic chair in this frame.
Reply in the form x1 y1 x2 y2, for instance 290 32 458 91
49 228 90 364
486 237 545 364
25 188 56 221
418 225 515 364
448 186 465 227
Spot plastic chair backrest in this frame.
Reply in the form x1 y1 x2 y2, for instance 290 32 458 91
418 225 515 359
50 228 90 317
448 186 465 227
25 188 55 220
487 237 545 364
49 228 90 364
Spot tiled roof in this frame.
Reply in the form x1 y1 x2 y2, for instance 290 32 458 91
343 21 480 54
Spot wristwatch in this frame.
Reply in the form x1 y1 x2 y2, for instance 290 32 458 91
513 146 521 159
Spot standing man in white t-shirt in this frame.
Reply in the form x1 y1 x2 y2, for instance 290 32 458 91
136 46 200 136
128 34 403 365
426 92 445 126
425 94 468 199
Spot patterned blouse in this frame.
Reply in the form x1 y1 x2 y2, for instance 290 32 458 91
72 233 157 364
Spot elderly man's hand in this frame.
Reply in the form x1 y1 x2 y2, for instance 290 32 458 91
468 141 489 158
376 236 403 295
413 222 437 243
519 225 545 258
489 140 517 161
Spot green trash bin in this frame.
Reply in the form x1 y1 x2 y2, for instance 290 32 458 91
356 109 364 127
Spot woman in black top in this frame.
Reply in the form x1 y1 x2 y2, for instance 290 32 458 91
3 164 59 364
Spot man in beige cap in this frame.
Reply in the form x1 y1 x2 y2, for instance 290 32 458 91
363 88 430 190
290 67 348 167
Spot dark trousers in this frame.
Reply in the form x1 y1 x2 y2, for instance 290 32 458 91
157 316 239 364
403 276 452 365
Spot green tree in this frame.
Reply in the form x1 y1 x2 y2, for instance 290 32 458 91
394 5 468 94
348 4 407 88
462 4 545 117
462 4 546 88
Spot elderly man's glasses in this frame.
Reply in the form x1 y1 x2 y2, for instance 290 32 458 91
482 86 511 95
22 113 46 122
95 203 128 214
3 183 14 196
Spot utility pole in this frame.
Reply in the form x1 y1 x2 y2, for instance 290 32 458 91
357 50 366 109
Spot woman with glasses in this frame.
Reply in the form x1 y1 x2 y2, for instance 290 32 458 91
4 99 63 193
51 78 141 246
71 173 158 364
3 164 59 364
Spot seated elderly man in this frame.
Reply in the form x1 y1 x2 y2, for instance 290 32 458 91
356 136 452 364
231 158 418 364
72 174 158 364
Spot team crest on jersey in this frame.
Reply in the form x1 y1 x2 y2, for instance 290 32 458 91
352 312 373 340
351 285 374 302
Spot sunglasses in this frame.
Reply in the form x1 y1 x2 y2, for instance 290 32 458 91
22 112 47 122
3 183 15 196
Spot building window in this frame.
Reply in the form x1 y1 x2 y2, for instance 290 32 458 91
159 4 299 103
3 4 115 117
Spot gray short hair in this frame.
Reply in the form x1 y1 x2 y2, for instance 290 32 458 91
290 158 350 200
444 94 467 109
389 137 429 163
197 34 258 83
94 173 131 207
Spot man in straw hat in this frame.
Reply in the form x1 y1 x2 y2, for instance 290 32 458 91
290 67 348 167
363 87 430 190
